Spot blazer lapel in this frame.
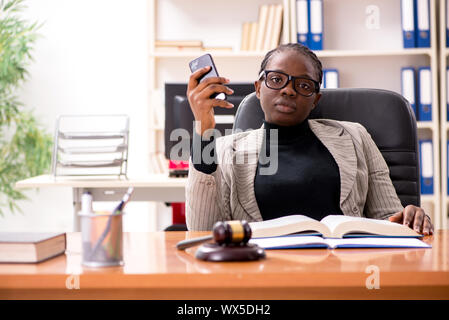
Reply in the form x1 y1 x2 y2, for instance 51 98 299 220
308 119 357 206
231 128 264 221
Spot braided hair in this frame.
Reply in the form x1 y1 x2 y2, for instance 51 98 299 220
258 43 323 86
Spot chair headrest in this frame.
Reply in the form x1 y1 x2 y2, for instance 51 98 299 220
233 88 417 151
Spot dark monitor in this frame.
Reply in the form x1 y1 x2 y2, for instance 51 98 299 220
164 83 256 160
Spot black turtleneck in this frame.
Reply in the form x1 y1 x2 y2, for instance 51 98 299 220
191 120 343 220
254 120 343 220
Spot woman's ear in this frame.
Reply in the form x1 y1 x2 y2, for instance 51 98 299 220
254 80 261 99
312 92 322 109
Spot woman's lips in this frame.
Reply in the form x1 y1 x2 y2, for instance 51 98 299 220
275 103 296 113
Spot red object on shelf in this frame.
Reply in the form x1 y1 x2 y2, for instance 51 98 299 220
171 202 186 224
168 160 189 177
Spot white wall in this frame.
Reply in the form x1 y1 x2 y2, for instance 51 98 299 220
0 0 160 232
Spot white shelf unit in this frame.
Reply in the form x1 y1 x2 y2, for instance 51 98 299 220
439 0 449 230
148 0 441 227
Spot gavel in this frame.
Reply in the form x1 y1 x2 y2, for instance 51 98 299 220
176 220 252 250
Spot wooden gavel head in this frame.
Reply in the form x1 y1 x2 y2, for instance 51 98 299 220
212 220 252 245
176 220 253 251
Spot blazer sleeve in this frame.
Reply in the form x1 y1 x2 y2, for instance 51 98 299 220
359 125 404 220
185 138 232 231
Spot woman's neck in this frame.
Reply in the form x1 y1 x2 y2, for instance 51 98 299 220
263 119 310 143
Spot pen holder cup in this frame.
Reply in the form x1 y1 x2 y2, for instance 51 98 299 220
79 211 124 267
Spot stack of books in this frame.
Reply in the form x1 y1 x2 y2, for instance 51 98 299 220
155 40 233 53
240 4 284 52
155 40 204 52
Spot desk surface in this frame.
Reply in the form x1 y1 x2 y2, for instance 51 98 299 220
15 174 187 189
1 231 448 300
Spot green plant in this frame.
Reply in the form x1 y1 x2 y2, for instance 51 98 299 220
0 0 52 215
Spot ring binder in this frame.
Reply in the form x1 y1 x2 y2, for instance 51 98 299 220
295 0 309 46
417 67 432 121
401 67 417 119
308 0 323 50
419 139 434 195
401 0 416 48
416 0 430 48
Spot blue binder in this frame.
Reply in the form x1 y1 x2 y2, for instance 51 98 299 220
296 0 309 46
417 67 432 121
447 0 449 47
419 140 434 195
447 68 449 121
415 0 430 48
308 0 323 50
323 69 339 89
400 67 417 119
401 0 416 48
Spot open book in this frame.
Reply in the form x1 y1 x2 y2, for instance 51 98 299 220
248 215 421 239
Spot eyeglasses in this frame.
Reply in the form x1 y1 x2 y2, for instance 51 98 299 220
258 70 320 97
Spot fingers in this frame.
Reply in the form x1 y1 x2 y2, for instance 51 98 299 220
204 98 234 109
188 66 211 90
188 69 233 104
402 205 416 228
388 211 403 223
188 66 230 92
401 206 432 236
198 83 234 102
412 208 425 233
423 216 433 236
422 215 434 236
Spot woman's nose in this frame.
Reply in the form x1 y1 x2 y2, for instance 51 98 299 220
280 79 296 96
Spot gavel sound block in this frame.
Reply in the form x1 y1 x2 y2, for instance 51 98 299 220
176 221 266 262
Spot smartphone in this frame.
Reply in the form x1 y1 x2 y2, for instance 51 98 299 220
189 53 226 100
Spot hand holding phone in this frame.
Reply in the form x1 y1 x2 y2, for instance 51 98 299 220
189 54 226 100
187 54 234 136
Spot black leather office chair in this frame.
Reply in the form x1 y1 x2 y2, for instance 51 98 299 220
233 88 421 209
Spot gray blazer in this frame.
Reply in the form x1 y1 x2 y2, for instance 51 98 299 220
186 119 404 231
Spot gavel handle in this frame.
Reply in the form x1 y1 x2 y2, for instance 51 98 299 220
176 235 214 250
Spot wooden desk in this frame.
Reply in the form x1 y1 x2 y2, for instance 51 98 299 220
1 231 448 300
15 174 187 231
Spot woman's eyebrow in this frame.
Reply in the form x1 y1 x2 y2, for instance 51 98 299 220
270 69 315 79
267 69 314 80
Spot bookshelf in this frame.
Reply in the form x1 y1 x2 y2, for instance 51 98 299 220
439 0 449 230
148 0 442 229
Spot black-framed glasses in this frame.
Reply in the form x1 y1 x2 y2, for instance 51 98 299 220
258 70 320 97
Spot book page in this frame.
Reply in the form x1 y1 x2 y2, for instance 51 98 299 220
320 215 363 236
249 215 331 238
320 215 419 238
249 236 328 249
325 237 431 249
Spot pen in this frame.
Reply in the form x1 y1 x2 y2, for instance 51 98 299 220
89 187 134 260
112 187 134 214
